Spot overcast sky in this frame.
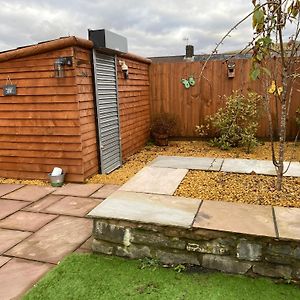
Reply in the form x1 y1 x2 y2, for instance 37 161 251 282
0 0 255 57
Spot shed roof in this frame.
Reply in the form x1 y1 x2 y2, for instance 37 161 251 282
0 36 93 63
0 36 151 64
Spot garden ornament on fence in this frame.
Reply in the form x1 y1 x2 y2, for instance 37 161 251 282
180 75 196 89
226 61 236 78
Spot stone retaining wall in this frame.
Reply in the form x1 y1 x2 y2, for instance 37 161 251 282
92 219 300 281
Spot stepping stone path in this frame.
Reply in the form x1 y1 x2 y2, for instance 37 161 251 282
150 156 223 171
221 158 300 177
0 183 120 299
150 156 300 177
120 166 188 195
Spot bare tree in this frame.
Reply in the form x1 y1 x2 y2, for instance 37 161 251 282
250 0 300 190
201 0 300 190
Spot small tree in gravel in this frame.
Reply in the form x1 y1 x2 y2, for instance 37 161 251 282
250 0 300 190
199 0 300 190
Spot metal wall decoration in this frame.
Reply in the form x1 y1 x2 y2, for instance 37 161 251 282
3 77 17 96
180 75 196 89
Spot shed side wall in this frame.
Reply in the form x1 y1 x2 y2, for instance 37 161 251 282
74 47 99 179
117 57 151 159
0 47 85 182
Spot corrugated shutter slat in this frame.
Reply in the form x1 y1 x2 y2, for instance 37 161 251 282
93 51 122 174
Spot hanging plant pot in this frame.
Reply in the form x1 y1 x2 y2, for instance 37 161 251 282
153 133 169 146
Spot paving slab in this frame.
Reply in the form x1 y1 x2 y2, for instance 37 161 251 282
0 199 29 220
194 200 276 237
119 166 188 195
274 207 300 240
0 228 31 254
0 256 11 268
283 162 300 177
0 184 24 197
0 258 52 300
6 216 93 264
2 185 56 202
88 190 202 228
221 158 300 177
43 196 102 217
0 211 57 232
150 156 224 171
90 184 120 199
52 183 103 197
221 159 276 175
23 195 64 213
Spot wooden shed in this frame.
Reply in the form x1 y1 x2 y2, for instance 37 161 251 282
0 36 151 182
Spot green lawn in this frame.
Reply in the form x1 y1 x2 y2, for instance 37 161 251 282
23 253 300 300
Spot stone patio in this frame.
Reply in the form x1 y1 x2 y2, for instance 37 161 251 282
0 183 120 300
0 155 300 298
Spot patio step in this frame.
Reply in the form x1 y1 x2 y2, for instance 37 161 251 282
89 190 300 281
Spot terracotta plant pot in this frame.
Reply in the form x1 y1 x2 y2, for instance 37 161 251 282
153 133 169 146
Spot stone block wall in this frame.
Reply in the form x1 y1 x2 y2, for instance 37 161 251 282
91 218 300 281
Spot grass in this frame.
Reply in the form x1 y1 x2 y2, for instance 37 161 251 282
23 253 300 300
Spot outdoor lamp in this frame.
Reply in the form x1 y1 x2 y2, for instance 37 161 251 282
119 60 129 79
54 57 73 78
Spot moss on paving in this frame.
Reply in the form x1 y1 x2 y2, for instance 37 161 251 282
23 253 300 300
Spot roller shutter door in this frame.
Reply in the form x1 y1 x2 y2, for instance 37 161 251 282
92 50 122 173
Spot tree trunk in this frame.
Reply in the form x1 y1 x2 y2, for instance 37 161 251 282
276 69 288 191
276 100 287 190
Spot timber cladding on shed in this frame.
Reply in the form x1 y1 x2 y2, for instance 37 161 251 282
0 36 151 182
117 54 151 159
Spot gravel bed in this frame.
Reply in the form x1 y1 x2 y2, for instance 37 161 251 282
175 170 300 208
88 140 300 185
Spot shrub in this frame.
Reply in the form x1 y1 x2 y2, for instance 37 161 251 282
196 92 262 153
151 112 177 136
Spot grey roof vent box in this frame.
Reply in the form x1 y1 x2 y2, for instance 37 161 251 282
88 29 128 54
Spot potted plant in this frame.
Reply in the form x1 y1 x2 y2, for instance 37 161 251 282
151 113 177 146
48 167 65 187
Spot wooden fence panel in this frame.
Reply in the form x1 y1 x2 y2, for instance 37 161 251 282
149 59 300 138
